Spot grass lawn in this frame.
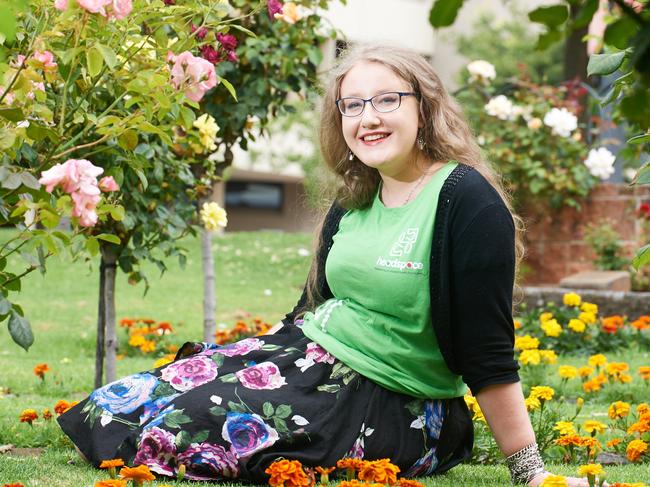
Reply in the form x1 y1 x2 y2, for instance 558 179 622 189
0 230 648 486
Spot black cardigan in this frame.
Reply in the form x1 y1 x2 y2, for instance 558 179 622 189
282 164 520 394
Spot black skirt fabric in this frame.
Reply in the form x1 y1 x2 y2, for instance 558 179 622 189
58 324 473 482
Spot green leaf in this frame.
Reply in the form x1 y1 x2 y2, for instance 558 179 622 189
191 430 210 443
0 4 17 43
175 430 191 450
573 0 598 29
19 172 40 190
274 404 292 419
211 353 224 366
634 164 650 185
604 16 638 50
40 209 60 229
528 5 569 28
428 0 464 28
316 383 340 394
5 275 20 292
95 43 117 69
273 417 289 434
587 51 627 76
134 169 148 191
96 233 121 245
118 129 139 151
632 244 650 270
536 29 563 50
263 402 274 417
219 77 238 102
152 381 176 398
227 401 247 413
219 373 238 383
2 172 21 189
86 46 104 78
26 123 59 142
0 294 11 315
628 133 650 145
164 410 192 429
0 127 16 150
0 108 25 122
109 205 125 221
8 309 33 350
209 405 227 416
85 237 100 256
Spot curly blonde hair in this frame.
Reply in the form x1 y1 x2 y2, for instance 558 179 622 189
303 43 524 309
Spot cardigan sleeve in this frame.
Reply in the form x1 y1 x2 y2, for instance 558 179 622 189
281 201 343 326
449 201 520 393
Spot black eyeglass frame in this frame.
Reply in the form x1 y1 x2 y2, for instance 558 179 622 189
335 91 417 117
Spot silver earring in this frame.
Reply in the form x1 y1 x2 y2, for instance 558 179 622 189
417 134 425 150
348 150 354 161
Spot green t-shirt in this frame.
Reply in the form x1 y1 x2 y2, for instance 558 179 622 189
301 161 467 399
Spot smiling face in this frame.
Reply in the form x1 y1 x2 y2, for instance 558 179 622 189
339 61 422 179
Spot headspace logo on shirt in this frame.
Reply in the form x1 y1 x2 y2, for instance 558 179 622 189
375 256 424 271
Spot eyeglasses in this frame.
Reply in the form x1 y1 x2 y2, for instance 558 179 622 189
335 91 417 117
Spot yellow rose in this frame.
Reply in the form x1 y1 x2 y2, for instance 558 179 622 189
200 202 228 231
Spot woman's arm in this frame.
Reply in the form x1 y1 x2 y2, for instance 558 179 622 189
476 382 594 487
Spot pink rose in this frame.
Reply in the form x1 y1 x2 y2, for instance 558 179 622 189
77 0 111 16
39 164 67 193
199 45 221 65
109 0 132 20
169 51 218 102
54 0 68 10
191 24 208 40
10 55 26 69
71 191 101 227
235 362 287 390
268 0 283 18
99 176 119 192
161 356 219 392
211 338 264 357
216 33 237 52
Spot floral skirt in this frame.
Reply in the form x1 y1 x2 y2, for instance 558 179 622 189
58 324 473 483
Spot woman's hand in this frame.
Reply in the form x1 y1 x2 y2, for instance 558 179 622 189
529 472 608 486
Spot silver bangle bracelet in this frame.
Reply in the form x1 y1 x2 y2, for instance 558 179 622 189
505 442 546 485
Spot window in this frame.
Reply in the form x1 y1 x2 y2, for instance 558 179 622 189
225 182 284 210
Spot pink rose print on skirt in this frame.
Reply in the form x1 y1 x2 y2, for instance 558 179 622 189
176 442 239 480
133 427 177 476
211 338 264 357
161 356 218 392
306 342 335 364
235 361 287 390
222 412 279 459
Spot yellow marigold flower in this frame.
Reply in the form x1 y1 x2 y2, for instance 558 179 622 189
583 420 607 434
579 366 593 378
463 394 477 409
519 349 541 365
128 335 146 347
19 409 38 424
541 319 562 337
638 366 650 380
637 403 649 414
540 312 554 323
626 439 648 462
540 350 558 364
608 401 631 419
588 354 607 368
540 475 569 487
472 408 486 423
579 311 597 324
568 319 586 333
554 421 576 436
580 302 598 314
200 202 228 231
514 335 540 351
530 385 555 402
525 396 541 411
153 354 175 368
606 362 629 375
563 292 582 307
576 397 584 407
139 340 156 354
617 373 632 384
577 463 604 477
558 365 578 379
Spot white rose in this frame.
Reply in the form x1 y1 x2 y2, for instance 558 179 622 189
484 95 515 121
584 147 616 180
543 108 577 138
467 60 496 84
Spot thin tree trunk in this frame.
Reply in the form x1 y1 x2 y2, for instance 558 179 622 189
201 197 216 342
101 244 119 384
94 260 105 389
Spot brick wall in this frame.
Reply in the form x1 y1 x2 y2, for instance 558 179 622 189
522 183 650 285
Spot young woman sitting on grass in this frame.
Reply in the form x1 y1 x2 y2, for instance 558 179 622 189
59 44 599 486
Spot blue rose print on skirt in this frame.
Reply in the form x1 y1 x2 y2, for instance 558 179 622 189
221 411 279 460
90 373 159 414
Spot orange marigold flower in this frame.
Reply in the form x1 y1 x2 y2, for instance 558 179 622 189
100 459 125 469
265 459 310 487
54 400 71 415
156 322 173 334
95 481 127 487
606 362 629 375
606 438 622 448
630 319 649 331
627 420 650 435
358 458 400 485
578 437 602 455
626 439 648 462
638 366 650 380
399 479 425 487
33 363 50 379
579 366 593 378
3 483 25 487
19 409 38 424
338 481 364 487
119 318 135 327
142 318 156 325
555 434 582 447
42 409 52 420
215 330 229 345
337 458 364 471
582 379 601 393
119 465 156 481
637 403 649 414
